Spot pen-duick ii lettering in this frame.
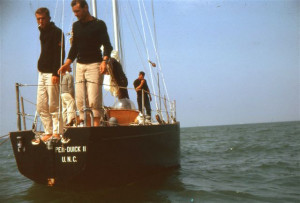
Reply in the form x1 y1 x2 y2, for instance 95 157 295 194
55 145 87 153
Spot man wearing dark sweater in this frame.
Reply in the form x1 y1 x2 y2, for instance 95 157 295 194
58 0 113 126
133 71 152 118
35 7 65 142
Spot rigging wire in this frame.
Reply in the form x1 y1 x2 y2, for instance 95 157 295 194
0 134 9 139
53 0 59 22
22 97 36 106
0 138 9 146
141 0 171 107
127 0 147 53
151 0 158 52
137 0 159 112
123 4 148 76
125 0 159 88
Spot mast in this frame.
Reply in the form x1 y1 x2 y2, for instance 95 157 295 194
112 0 124 68
91 0 97 17
112 0 119 54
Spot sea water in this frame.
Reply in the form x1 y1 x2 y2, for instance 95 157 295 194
0 121 299 202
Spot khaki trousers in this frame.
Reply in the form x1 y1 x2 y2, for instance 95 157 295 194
76 63 103 120
61 93 76 125
36 72 62 134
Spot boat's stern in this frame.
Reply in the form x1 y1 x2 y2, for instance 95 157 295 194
10 130 90 185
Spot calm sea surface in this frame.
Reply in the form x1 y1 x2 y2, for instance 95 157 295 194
0 121 299 202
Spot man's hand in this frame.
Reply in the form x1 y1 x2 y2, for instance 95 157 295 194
100 61 107 74
52 76 59 84
136 80 145 90
58 59 72 75
58 64 71 75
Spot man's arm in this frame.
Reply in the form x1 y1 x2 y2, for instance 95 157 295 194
58 25 77 75
100 21 113 74
52 28 65 84
58 59 72 75
101 21 113 58
136 80 145 91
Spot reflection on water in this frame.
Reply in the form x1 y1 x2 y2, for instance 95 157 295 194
22 168 183 202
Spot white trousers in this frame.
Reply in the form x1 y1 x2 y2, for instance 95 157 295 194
76 63 103 120
36 72 62 134
61 93 76 125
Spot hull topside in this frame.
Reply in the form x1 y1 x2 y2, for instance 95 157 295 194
10 123 180 185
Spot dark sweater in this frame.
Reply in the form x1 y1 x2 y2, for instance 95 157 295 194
68 18 113 64
38 22 65 77
133 78 150 98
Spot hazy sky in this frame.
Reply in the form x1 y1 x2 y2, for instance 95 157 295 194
0 0 299 134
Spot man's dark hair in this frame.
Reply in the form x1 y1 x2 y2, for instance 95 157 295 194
71 0 88 8
35 7 50 18
139 71 145 77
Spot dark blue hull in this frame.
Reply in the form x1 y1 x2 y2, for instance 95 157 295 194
10 123 180 186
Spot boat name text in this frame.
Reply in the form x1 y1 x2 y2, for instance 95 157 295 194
55 146 87 153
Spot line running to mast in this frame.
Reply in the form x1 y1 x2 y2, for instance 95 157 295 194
141 0 171 107
138 0 159 112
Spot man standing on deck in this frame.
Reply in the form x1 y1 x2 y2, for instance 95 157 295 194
61 71 76 127
58 0 113 126
34 7 65 143
134 71 152 119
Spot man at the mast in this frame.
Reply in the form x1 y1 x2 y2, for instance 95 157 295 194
58 0 113 126
34 7 65 143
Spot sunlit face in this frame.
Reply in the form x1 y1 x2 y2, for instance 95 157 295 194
138 74 144 80
35 13 50 29
72 3 88 21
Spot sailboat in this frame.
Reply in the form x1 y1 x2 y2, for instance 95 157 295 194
9 0 180 186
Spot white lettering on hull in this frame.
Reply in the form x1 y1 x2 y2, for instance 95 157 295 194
61 156 78 163
56 145 86 163
55 146 87 153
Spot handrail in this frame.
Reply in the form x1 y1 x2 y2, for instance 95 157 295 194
16 81 175 104
15 80 177 128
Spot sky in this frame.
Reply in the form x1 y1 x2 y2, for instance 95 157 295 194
0 0 299 134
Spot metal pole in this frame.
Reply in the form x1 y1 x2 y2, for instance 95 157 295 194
112 0 125 69
112 0 119 53
174 100 176 122
91 0 97 17
15 83 21 131
83 79 87 127
142 89 145 125
163 95 170 124
157 72 163 120
21 97 26 130
73 62 78 126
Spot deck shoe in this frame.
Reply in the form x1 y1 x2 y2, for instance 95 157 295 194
31 138 40 145
41 134 52 143
66 118 75 127
52 134 61 140
61 137 70 144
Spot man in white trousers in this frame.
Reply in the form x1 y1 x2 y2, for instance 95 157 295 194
61 72 76 126
58 0 113 126
33 7 65 143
